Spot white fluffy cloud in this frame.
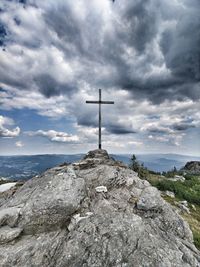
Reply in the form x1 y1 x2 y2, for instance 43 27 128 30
0 86 70 118
28 130 79 143
15 141 24 147
0 115 20 138
148 133 186 147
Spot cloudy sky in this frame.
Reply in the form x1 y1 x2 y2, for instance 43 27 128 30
0 0 199 155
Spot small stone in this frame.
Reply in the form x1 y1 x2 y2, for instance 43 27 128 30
95 186 108 193
137 187 163 211
165 191 175 198
126 177 134 186
128 196 138 204
179 200 188 207
68 212 93 231
177 201 190 214
191 204 196 211
169 175 185 182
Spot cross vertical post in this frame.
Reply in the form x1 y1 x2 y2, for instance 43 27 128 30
99 89 101 149
86 89 114 150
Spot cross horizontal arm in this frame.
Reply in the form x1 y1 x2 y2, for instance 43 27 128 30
86 101 100 104
86 101 114 104
101 101 114 104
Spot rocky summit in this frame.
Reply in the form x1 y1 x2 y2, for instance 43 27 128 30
0 150 200 267
182 161 200 175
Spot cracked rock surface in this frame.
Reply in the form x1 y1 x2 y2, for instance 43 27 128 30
0 149 199 267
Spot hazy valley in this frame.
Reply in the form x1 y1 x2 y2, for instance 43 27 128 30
1 153 200 181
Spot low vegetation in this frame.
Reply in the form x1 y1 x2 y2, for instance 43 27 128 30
151 176 200 205
129 155 200 250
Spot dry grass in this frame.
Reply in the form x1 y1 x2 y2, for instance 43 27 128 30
182 205 200 249
162 195 200 250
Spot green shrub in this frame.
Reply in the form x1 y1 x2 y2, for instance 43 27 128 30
129 153 200 206
150 178 200 205
193 231 200 250
129 154 150 179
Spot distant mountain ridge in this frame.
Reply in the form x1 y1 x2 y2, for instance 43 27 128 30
0 154 84 180
114 153 200 172
0 153 200 180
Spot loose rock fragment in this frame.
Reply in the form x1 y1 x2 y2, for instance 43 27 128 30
95 186 108 193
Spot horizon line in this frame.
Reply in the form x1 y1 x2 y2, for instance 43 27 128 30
0 152 200 158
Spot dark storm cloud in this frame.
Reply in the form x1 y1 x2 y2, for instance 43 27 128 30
19 0 27 4
1 0 200 104
39 0 159 99
77 109 136 135
14 17 21 26
0 66 29 89
119 0 157 53
146 126 172 134
0 22 7 46
34 74 76 98
44 5 82 53
4 0 27 3
172 117 196 131
76 112 98 128
110 0 200 103
160 9 200 82
106 123 136 135
173 124 195 131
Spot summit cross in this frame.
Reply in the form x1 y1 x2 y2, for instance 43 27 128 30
86 89 114 150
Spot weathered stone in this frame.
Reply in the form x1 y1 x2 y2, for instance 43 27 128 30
0 226 22 244
180 200 188 207
0 207 21 227
137 186 164 211
176 200 190 214
182 161 200 175
165 190 175 198
0 168 86 235
0 149 199 267
169 175 185 182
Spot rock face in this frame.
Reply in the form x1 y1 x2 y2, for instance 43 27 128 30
0 149 199 267
182 161 200 175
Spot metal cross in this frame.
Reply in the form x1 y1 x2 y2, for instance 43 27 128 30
86 89 114 150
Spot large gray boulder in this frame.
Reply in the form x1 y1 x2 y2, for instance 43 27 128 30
0 149 199 267
181 161 200 175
